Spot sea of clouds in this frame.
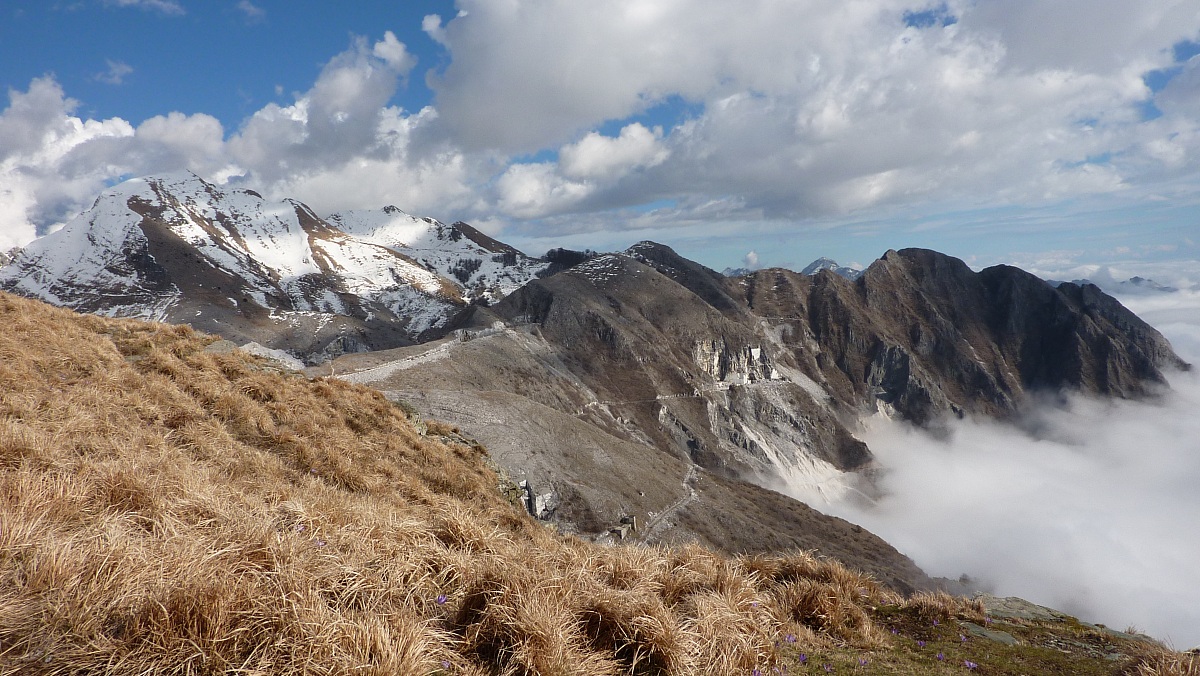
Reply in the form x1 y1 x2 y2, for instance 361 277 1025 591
809 281 1200 649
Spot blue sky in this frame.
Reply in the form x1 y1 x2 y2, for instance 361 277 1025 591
2 0 1200 277
1 2 452 123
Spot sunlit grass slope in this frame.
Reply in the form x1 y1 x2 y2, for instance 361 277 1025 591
0 292 1193 675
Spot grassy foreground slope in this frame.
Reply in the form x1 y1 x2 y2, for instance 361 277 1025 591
0 292 1192 675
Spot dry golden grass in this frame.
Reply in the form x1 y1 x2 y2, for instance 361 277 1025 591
1135 650 1200 676
0 291 1192 675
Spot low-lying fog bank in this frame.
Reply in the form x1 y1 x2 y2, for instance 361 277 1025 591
796 287 1200 648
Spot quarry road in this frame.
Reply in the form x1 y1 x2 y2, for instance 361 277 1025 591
338 339 457 384
641 463 699 544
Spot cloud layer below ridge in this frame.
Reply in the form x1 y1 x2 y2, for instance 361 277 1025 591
804 289 1200 648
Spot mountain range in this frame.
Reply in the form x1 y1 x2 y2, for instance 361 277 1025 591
0 172 547 362
1 174 1190 595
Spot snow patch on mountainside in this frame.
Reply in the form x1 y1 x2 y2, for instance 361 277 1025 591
570 254 629 286
802 257 863 280
1 177 180 309
328 208 548 304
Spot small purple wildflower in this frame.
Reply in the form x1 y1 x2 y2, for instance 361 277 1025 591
441 660 450 669
752 669 761 676
933 619 940 626
984 616 993 625
785 633 796 644
799 654 807 664
917 640 926 648
294 523 305 533
965 660 978 670
823 664 833 673
314 539 326 547
961 634 968 642
936 652 944 661
858 657 868 666
891 627 898 634
436 594 448 605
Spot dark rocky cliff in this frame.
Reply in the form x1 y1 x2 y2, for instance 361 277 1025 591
737 248 1189 425
464 243 1188 487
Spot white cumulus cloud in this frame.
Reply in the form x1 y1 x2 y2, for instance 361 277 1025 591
559 123 668 181
236 0 265 22
0 77 135 249
94 59 133 85
495 162 591 219
104 0 185 16
419 0 1200 233
6 2 1200 255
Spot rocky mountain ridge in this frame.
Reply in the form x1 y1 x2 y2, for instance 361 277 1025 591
327 241 1188 561
723 257 863 281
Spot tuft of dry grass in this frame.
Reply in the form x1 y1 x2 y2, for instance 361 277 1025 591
902 589 987 623
1134 649 1200 676
0 291 1192 675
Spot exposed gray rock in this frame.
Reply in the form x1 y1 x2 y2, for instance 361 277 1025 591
960 621 1019 645
976 594 1081 623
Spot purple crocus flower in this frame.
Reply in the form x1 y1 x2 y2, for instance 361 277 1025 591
436 594 448 605
961 634 968 642
823 665 833 673
752 669 761 676
858 657 868 666
785 633 796 644
799 654 807 664
965 660 978 670
917 640 926 647
936 652 944 661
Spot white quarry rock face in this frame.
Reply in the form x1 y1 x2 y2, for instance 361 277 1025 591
692 338 776 384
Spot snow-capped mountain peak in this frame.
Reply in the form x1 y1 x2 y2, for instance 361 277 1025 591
0 173 546 362
327 208 548 304
801 257 863 280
